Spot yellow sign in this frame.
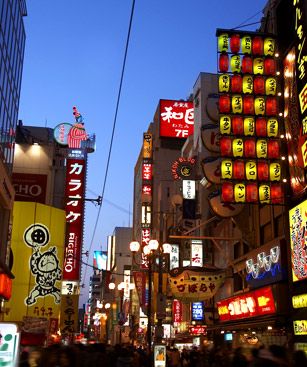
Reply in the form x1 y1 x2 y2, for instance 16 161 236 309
220 115 231 135
233 138 244 157
219 74 230 93
267 119 278 137
234 183 246 202
259 184 271 204
218 33 229 52
302 140 307 168
232 95 243 114
241 36 252 54
244 117 255 136
264 38 275 56
253 58 264 75
292 294 307 309
143 133 153 159
294 320 307 335
221 160 233 179
270 163 281 181
265 78 277 96
257 139 267 158
230 55 241 73
255 97 266 115
246 161 257 180
5 202 66 323
243 75 253 94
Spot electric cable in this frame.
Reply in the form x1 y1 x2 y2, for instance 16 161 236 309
232 8 263 30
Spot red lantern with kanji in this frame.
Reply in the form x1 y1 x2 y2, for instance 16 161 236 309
219 53 229 72
271 184 283 204
256 117 267 136
246 183 258 202
233 160 245 179
222 182 234 202
243 96 254 114
232 116 244 135
219 95 231 113
254 76 265 95
252 36 264 55
230 34 241 53
266 97 278 116
264 57 276 75
242 55 253 73
220 137 232 156
267 140 280 158
257 161 269 181
244 139 256 157
231 74 242 93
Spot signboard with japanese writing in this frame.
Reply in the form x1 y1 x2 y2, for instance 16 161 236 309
169 266 225 301
0 323 20 367
293 294 307 309
143 133 153 159
12 173 48 204
171 157 196 180
191 302 204 322
189 325 207 335
294 320 307 336
60 294 79 336
133 271 146 308
217 286 276 322
172 299 183 323
170 244 180 270
160 100 194 138
5 202 66 324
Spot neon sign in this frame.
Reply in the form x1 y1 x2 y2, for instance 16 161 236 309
246 245 280 280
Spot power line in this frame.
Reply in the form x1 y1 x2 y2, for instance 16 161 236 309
87 188 132 215
82 0 136 286
231 8 263 30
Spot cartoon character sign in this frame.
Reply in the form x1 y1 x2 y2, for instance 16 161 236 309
23 224 62 305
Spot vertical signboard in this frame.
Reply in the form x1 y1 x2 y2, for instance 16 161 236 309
191 240 203 267
60 294 79 339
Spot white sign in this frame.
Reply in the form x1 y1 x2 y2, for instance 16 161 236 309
170 244 180 270
191 240 203 267
0 323 20 367
154 345 166 367
183 180 196 199
61 281 80 295
124 269 131 300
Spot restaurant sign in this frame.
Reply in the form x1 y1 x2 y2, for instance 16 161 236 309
294 320 307 336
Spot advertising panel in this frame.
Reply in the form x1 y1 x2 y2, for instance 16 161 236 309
292 294 307 309
93 251 107 271
60 294 79 337
0 323 20 367
170 244 179 270
293 320 307 336
12 173 47 203
191 302 204 322
6 202 65 323
191 240 203 267
154 345 166 367
143 133 153 159
172 299 183 323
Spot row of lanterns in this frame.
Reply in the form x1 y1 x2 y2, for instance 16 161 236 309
218 33 275 56
220 137 280 159
219 54 277 75
219 74 277 95
221 182 283 204
219 95 278 116
221 159 281 181
220 116 278 137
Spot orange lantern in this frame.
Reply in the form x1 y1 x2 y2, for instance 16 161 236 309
231 74 242 93
230 55 241 73
242 75 253 94
264 57 276 75
267 118 278 137
267 140 279 158
266 97 278 116
222 182 234 202
265 77 277 95
230 34 241 53
219 95 231 113
220 136 232 156
218 33 229 52
219 53 229 72
256 117 267 137
252 36 264 55
233 138 244 157
259 184 271 204
234 183 246 202
232 116 244 135
264 38 275 56
246 183 258 202
220 115 232 135
243 96 254 115
254 76 265 95
256 139 267 158
0 274 12 300
233 160 245 179
242 55 253 73
255 97 266 115
219 74 230 92
245 160 257 180
244 117 255 136
241 36 252 54
257 161 269 181
270 162 281 181
221 159 233 179
232 95 243 114
244 139 256 157
253 58 264 75
271 184 283 204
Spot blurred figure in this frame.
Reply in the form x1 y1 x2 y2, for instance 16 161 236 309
170 348 181 367
292 350 307 367
180 348 190 367
268 345 289 366
19 349 29 367
231 347 248 367
28 348 42 367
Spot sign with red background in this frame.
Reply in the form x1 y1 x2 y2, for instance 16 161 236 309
172 299 183 323
13 173 47 204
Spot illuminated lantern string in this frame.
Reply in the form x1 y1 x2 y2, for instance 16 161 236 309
271 184 283 204
268 140 279 159
255 97 266 115
230 34 241 53
244 139 256 157
241 36 252 54
256 117 267 137
246 183 258 202
259 184 271 204
232 116 244 135
230 55 241 73
245 160 257 180
218 33 229 52
222 182 234 202
219 74 230 92
270 162 281 181
264 57 276 75
243 75 253 94
257 161 269 181
231 74 242 93
253 58 264 75
264 38 275 56
242 55 253 73
219 95 231 113
220 115 231 135
233 160 245 180
219 53 229 72
232 95 243 114
266 97 278 116
233 138 244 157
234 183 246 202
220 136 232 156
267 118 278 137
257 139 268 158
243 96 254 115
244 117 255 136
265 77 277 95
252 36 264 55
221 159 233 179
254 76 265 95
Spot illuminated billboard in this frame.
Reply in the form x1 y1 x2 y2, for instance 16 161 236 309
93 251 107 271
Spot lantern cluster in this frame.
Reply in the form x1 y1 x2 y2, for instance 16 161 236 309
217 29 284 204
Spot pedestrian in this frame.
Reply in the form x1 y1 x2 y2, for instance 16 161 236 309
292 350 307 367
231 347 248 367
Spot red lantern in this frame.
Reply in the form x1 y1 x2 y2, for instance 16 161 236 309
256 117 267 137
266 97 278 116
257 161 269 181
231 74 242 93
219 53 229 72
232 116 244 135
222 183 234 202
264 57 276 75
267 140 280 158
0 274 12 300
242 55 253 73
233 160 245 179
220 137 232 156
243 96 254 114
219 95 231 113
244 139 256 157
254 76 265 95
230 34 241 53
246 183 258 202
271 184 283 204
252 36 264 55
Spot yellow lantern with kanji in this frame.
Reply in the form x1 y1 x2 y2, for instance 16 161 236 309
234 183 246 202
219 74 230 92
233 138 244 157
264 38 275 56
255 97 266 115
267 118 278 137
246 160 257 180
270 163 281 181
241 35 252 54
232 95 243 114
221 160 233 179
242 75 253 94
218 33 229 52
230 55 241 73
244 117 255 136
257 139 268 158
259 184 271 204
265 77 277 95
253 57 264 75
220 115 231 135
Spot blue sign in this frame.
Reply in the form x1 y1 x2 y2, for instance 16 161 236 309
191 302 204 321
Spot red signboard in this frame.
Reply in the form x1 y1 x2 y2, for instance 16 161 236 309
142 163 153 181
173 299 183 323
217 286 276 321
189 325 207 335
133 271 146 308
12 173 47 204
63 158 86 280
160 100 194 138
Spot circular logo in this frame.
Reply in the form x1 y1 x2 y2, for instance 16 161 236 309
53 123 73 146
24 224 50 248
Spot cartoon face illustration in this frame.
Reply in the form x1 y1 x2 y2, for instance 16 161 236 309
37 251 59 273
24 224 49 248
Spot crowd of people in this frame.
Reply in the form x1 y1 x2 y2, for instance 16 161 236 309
18 343 307 367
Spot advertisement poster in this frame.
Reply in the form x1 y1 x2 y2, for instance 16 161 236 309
154 345 166 367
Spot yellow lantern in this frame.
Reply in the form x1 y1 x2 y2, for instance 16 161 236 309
256 139 267 158
255 97 266 115
230 55 241 73
218 33 229 52
233 138 244 157
243 75 253 94
234 183 246 202
246 161 257 180
220 115 231 135
270 163 281 181
253 57 264 75
265 77 277 95
244 117 255 136
241 35 252 54
264 38 275 56
221 160 233 179
259 184 271 204
267 118 278 137
232 95 243 114
219 74 230 92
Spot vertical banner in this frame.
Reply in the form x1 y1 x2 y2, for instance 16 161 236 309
60 294 79 337
133 271 146 308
